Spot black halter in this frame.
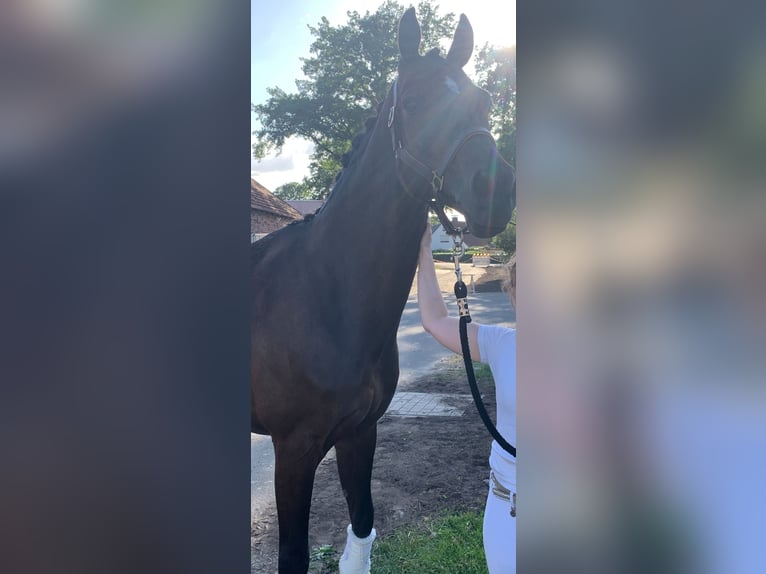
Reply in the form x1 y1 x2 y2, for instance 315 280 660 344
387 79 494 235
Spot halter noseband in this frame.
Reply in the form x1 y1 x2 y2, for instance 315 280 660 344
387 78 494 235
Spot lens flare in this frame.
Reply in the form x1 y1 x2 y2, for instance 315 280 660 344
488 148 499 207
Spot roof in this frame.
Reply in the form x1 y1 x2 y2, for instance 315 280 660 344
251 179 302 220
286 200 324 217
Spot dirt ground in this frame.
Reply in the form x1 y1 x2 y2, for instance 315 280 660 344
251 356 498 573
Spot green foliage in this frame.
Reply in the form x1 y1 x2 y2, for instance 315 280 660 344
431 251 473 263
471 361 493 380
491 208 516 256
304 512 487 573
305 144 348 198
372 511 488 573
273 181 314 200
252 0 456 198
474 44 516 166
308 544 338 573
252 1 517 199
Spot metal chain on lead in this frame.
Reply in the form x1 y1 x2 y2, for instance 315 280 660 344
452 231 471 320
452 231 464 284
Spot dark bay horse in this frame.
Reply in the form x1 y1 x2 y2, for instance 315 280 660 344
252 8 515 573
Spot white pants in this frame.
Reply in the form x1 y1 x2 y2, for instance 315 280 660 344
483 473 516 573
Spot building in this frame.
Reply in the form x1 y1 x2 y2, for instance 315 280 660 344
286 200 324 218
430 216 489 252
251 179 302 242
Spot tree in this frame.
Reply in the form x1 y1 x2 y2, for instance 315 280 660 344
272 181 314 201
476 45 515 257
252 0 456 198
474 44 516 167
253 2 517 199
491 209 516 256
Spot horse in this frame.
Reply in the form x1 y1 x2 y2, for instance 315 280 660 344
251 8 515 573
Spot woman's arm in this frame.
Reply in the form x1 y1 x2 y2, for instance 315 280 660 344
417 225 481 360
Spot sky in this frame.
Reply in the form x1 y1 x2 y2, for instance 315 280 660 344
251 0 516 191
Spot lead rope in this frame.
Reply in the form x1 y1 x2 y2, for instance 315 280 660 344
451 232 517 458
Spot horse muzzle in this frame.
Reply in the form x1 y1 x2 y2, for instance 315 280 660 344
463 163 514 238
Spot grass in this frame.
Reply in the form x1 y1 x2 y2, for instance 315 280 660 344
308 544 339 573
372 511 488 574
305 359 494 574
471 361 493 380
296 354 495 574
307 511 487 574
440 355 494 382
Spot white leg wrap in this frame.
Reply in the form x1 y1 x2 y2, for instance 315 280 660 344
338 523 376 574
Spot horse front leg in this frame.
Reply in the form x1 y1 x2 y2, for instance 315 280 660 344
273 437 323 574
335 423 378 574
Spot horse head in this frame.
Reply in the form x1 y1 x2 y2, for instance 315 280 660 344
391 8 515 238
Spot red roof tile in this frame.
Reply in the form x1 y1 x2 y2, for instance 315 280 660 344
251 179 302 220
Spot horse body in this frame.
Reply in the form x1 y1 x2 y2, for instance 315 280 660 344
251 138 424 438
251 125 426 572
252 9 514 573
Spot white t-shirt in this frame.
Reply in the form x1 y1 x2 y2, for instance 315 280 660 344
478 324 516 492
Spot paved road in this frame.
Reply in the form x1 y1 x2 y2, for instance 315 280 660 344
397 292 514 384
251 292 513 517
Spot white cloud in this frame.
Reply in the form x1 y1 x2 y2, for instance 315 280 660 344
251 155 293 172
250 136 314 191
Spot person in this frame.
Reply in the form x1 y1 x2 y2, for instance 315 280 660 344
416 224 516 574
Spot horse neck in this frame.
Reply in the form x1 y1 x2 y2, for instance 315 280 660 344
313 113 429 336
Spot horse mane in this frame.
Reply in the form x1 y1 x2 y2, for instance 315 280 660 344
330 48 443 187
254 101 383 242
275 52 445 230
289 100 384 224
336 49 441 180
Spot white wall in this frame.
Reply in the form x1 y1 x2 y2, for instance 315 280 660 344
431 209 468 251
431 224 455 251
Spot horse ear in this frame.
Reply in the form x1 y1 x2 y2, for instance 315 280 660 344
446 14 474 68
398 7 421 61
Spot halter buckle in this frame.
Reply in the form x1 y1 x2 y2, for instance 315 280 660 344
387 105 395 128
